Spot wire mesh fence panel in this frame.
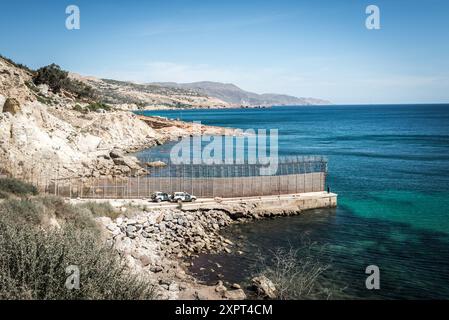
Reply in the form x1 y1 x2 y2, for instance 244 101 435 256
13 156 328 199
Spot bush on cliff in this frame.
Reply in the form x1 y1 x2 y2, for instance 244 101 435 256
33 64 69 93
33 64 97 101
0 195 155 300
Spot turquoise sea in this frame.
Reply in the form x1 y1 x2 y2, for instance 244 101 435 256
137 105 449 299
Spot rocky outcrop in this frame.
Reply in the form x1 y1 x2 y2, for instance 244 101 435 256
0 100 236 180
88 199 307 300
96 207 242 300
106 209 234 258
0 102 149 179
251 275 277 299
223 289 247 300
0 58 35 104
2 98 21 115
0 56 238 180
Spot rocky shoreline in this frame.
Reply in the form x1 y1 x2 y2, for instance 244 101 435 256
92 200 304 300
0 56 239 181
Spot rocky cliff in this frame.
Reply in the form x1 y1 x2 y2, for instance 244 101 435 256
0 57 234 180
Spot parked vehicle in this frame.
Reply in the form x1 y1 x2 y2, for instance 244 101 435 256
170 192 197 203
151 192 171 202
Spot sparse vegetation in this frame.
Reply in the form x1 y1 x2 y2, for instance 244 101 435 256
32 64 97 101
72 104 87 114
33 64 69 93
0 181 155 300
65 78 98 101
0 54 33 73
78 201 120 220
86 102 112 112
0 178 38 199
73 102 112 114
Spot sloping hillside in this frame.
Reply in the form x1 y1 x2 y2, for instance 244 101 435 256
0 56 35 104
152 81 331 106
0 56 235 180
69 74 229 109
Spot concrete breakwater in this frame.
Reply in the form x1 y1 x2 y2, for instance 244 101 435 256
89 192 337 300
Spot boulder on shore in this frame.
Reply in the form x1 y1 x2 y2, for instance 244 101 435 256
223 289 246 300
145 160 167 168
110 149 125 159
251 275 277 299
2 98 21 115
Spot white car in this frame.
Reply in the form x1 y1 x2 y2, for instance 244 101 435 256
170 192 197 203
151 192 171 202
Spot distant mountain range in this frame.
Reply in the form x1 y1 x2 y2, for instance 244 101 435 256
70 73 330 109
151 81 331 107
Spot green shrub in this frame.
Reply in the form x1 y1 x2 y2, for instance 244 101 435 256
0 198 46 225
0 197 155 300
73 104 87 114
65 79 98 101
0 178 38 197
33 64 69 93
86 102 112 112
0 196 95 230
32 64 97 101
0 221 155 299
73 103 112 113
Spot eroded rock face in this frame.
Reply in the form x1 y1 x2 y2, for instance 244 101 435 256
0 56 239 181
0 58 35 104
2 98 21 115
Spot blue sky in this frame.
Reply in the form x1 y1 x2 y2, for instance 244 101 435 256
1 0 449 104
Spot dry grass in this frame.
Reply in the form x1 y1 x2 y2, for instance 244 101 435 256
253 242 334 300
77 201 120 220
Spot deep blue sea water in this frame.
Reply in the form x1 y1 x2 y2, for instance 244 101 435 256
137 105 449 299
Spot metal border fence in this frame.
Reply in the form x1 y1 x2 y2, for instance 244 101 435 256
40 156 328 199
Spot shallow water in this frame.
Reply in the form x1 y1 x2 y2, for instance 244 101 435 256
136 105 449 299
